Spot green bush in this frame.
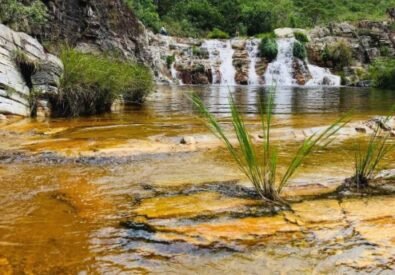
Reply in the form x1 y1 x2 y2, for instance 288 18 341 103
259 37 278 61
166 55 176 69
255 32 276 39
52 49 153 117
369 58 395 89
293 40 307 60
327 40 353 69
0 0 47 32
124 0 161 32
207 28 230 39
294 31 309 43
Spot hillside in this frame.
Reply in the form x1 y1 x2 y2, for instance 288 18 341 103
129 0 395 37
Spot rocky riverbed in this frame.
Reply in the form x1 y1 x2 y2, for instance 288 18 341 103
0 85 395 273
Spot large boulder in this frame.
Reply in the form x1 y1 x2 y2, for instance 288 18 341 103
0 24 63 116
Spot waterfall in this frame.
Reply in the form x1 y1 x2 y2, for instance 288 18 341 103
264 38 296 86
202 40 236 85
305 65 341 86
219 41 236 85
170 57 183 85
246 39 260 85
167 35 340 87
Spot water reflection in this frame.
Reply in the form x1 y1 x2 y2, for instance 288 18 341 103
153 85 395 115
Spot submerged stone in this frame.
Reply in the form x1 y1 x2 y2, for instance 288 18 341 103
133 192 260 219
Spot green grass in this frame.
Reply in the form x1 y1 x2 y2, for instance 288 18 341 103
259 37 278 62
207 28 230 39
294 31 309 43
369 58 395 89
352 115 395 188
191 89 349 206
51 48 153 117
293 40 307 60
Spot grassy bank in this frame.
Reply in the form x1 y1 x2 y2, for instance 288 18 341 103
51 49 153 117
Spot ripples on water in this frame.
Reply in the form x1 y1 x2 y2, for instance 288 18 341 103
0 85 395 273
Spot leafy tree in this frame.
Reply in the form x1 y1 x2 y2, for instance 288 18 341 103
0 0 47 32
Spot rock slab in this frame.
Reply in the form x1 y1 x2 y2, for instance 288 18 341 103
0 24 63 116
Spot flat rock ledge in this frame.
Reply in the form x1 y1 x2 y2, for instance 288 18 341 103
0 24 63 116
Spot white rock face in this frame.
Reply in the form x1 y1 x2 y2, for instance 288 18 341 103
0 24 63 116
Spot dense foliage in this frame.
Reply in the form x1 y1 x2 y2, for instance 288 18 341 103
323 40 353 69
125 0 395 37
0 0 47 32
293 41 307 60
369 58 395 89
52 49 153 117
207 28 230 39
259 37 278 61
294 31 309 43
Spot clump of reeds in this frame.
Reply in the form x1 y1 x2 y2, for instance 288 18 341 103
350 115 395 188
191 90 349 206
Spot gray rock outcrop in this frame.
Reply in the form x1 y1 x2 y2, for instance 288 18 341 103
0 24 63 116
307 21 395 85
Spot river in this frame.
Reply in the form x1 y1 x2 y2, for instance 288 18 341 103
0 85 394 274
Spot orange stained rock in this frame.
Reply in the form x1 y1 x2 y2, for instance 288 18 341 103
133 192 260 219
165 215 300 243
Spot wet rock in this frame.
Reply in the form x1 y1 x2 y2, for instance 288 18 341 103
293 59 312 85
0 257 12 274
157 215 301 248
120 221 157 233
180 136 196 145
355 127 367 133
133 192 260 220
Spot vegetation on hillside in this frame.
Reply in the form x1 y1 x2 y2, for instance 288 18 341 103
0 0 47 32
125 0 395 37
369 58 395 89
51 49 153 117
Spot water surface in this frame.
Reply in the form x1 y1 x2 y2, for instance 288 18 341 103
0 85 395 274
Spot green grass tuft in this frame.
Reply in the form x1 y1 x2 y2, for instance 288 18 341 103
51 48 153 117
352 114 395 188
191 88 349 206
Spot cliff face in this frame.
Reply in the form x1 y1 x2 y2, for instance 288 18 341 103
307 21 395 85
36 0 151 63
0 24 63 116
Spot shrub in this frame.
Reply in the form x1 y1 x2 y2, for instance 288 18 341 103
380 46 391 57
166 55 175 69
293 40 307 60
259 37 278 62
294 31 309 43
327 40 353 69
124 0 161 32
0 0 47 32
51 49 153 117
369 58 395 89
191 90 348 206
207 28 229 39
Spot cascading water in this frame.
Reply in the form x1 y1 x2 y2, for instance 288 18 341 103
246 39 260 85
219 41 236 85
170 56 183 85
170 36 340 87
305 65 341 86
202 40 236 85
264 38 296 86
